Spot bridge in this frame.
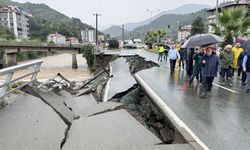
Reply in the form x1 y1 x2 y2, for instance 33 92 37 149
0 43 82 69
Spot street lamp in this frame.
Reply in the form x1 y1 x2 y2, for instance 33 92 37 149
215 0 219 26
146 9 161 30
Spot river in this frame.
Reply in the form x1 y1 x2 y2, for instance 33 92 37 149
1 54 92 82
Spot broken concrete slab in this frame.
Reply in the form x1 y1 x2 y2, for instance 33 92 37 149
91 144 193 150
58 90 98 115
37 89 76 125
0 94 67 150
104 57 137 101
78 101 124 117
62 109 162 150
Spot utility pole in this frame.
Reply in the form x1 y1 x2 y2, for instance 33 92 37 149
93 13 101 45
215 0 219 26
122 24 125 43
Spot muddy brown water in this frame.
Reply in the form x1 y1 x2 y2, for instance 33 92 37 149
0 54 92 81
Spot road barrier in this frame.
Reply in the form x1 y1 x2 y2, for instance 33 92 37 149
0 60 43 101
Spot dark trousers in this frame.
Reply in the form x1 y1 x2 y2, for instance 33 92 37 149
221 67 233 79
179 59 185 69
242 71 247 83
202 76 215 92
158 52 163 61
189 69 202 85
238 67 243 77
170 59 177 74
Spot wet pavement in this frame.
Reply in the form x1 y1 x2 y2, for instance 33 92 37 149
112 49 250 150
104 57 137 101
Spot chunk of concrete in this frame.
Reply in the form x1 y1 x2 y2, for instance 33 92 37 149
78 101 124 117
62 109 162 150
58 90 98 114
105 57 137 101
0 94 67 150
37 89 76 125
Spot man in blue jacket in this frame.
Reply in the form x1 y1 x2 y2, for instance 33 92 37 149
200 44 219 98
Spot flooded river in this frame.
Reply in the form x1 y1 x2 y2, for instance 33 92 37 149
1 54 92 81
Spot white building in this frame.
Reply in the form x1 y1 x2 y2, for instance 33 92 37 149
0 6 30 39
81 29 95 43
207 0 249 33
66 37 79 45
177 25 192 42
47 33 66 45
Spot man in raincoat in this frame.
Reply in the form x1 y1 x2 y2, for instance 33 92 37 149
232 43 244 79
158 45 165 62
219 45 235 87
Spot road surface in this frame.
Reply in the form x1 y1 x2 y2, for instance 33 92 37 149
105 49 250 150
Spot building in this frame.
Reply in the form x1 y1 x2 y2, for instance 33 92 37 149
66 37 79 45
177 25 192 42
0 5 30 39
47 33 66 45
81 29 95 43
207 0 249 33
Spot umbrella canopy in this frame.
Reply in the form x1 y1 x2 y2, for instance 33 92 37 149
182 34 223 48
242 39 250 53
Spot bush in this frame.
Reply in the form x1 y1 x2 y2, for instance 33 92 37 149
81 44 95 71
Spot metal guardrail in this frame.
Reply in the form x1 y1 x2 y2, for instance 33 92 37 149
0 60 43 101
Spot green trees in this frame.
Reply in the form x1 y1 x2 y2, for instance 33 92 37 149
144 30 167 43
191 16 205 35
0 26 15 40
82 44 95 71
211 7 250 45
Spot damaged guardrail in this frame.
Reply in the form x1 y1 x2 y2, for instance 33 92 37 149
0 60 43 101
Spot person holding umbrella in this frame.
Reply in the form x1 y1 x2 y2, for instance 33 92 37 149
242 52 250 93
219 45 235 87
200 44 219 98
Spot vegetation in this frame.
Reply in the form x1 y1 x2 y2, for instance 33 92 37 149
0 26 15 40
210 7 250 46
82 44 95 71
121 9 209 40
0 101 7 109
191 16 205 35
145 30 167 43
0 0 95 41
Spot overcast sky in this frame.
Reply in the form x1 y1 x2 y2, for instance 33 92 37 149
13 0 219 29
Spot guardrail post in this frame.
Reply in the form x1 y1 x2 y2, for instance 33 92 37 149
0 72 14 101
30 63 42 86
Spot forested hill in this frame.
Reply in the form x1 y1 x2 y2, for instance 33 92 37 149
0 0 94 40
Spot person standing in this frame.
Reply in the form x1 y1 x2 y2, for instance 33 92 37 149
185 48 195 77
200 45 219 98
168 46 180 74
232 43 244 79
219 45 235 87
178 48 185 70
158 45 165 62
189 47 204 86
238 49 247 86
242 53 250 93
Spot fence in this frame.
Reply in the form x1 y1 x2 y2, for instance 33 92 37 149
0 60 43 101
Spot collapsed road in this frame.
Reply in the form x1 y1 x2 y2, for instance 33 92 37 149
0 50 223 150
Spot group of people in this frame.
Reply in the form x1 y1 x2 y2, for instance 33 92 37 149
157 42 250 98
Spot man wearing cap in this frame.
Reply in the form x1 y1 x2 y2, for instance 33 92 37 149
219 45 235 87
200 44 219 98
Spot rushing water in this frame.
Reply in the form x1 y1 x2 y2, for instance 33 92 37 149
1 54 92 82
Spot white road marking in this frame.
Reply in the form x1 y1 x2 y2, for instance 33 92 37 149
213 83 239 94
134 73 209 150
103 63 112 102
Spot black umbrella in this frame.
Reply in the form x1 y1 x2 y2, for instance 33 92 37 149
182 34 223 48
242 39 250 53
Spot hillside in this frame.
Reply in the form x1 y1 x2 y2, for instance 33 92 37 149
123 4 211 31
0 0 94 40
103 26 128 38
120 9 211 40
